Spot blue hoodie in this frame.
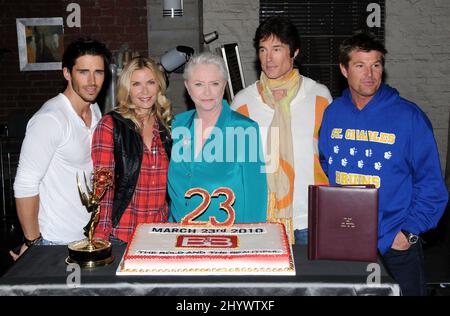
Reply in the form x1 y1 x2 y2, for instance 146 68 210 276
319 84 448 255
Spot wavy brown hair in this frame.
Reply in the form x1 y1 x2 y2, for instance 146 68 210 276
339 31 387 69
116 56 172 131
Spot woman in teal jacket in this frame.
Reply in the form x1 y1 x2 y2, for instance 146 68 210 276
168 52 267 224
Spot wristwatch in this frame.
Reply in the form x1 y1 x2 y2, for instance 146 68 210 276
24 233 43 247
401 230 419 245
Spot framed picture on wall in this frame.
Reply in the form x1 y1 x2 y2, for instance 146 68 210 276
16 17 64 71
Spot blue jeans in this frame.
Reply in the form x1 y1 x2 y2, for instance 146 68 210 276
294 229 308 245
36 238 67 245
382 240 427 296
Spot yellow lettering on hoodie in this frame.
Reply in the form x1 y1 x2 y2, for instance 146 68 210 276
331 128 343 139
335 171 381 188
356 130 368 141
345 129 356 140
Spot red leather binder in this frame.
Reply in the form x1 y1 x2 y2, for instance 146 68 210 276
308 185 378 262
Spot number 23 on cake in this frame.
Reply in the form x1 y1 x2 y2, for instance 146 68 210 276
117 187 295 275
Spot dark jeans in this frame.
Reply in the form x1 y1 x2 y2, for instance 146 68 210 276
294 229 308 245
109 236 127 246
382 240 427 296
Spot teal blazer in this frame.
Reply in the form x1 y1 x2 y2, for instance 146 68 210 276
168 101 267 223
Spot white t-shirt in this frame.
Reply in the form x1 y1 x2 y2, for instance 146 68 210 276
231 76 332 230
14 93 102 243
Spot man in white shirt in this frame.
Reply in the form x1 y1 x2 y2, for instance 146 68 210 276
11 39 111 259
231 17 332 243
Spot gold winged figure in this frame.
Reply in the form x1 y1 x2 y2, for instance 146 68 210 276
77 168 113 246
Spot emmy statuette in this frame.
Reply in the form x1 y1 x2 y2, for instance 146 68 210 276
66 167 114 268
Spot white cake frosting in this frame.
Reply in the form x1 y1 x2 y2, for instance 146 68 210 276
117 222 295 275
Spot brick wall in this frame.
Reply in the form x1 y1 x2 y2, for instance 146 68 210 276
0 0 149 133
0 0 62 132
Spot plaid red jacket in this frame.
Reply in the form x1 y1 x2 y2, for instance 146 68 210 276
92 114 169 243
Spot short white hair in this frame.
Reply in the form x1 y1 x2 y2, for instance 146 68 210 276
183 52 229 81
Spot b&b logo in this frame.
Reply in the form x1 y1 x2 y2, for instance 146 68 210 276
176 235 238 248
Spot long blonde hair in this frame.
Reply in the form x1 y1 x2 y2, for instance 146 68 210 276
116 56 172 131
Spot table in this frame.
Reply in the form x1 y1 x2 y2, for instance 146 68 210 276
0 245 400 296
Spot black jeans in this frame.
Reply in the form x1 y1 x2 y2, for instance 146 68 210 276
109 236 127 246
382 240 427 296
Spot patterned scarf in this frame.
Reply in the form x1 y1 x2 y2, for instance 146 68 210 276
258 69 301 244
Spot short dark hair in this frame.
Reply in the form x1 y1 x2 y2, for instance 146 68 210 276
253 16 300 58
339 32 387 68
62 38 111 73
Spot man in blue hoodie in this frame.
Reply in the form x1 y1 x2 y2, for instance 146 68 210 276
318 32 448 296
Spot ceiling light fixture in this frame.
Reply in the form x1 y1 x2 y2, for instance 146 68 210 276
163 0 183 18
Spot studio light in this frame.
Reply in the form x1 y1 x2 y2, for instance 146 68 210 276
160 45 194 73
203 31 219 44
